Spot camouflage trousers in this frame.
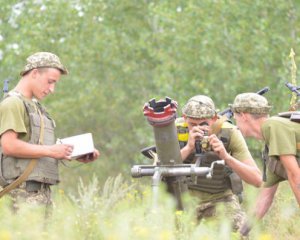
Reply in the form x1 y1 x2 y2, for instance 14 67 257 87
192 193 247 234
8 182 53 217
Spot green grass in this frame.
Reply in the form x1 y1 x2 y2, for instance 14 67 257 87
0 175 299 240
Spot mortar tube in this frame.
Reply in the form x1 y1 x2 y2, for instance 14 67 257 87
143 97 185 210
143 97 182 165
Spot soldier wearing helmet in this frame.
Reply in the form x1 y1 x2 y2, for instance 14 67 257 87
230 92 300 234
178 95 261 234
0 52 100 213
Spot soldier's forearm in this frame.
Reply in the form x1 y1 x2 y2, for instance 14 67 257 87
3 139 52 159
224 155 262 187
287 176 300 206
280 155 300 206
180 145 193 161
1 131 49 158
255 185 278 219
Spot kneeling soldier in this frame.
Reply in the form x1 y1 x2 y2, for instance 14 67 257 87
179 95 261 233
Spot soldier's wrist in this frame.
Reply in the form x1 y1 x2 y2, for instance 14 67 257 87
45 145 54 158
185 144 194 154
223 154 232 163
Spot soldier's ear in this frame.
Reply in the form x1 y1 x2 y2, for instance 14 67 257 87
212 115 218 121
30 69 39 79
240 112 249 121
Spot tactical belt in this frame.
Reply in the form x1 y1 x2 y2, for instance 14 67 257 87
0 107 44 198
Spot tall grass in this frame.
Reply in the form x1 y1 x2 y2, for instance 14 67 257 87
0 175 299 240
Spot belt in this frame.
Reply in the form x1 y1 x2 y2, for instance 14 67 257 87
25 181 50 192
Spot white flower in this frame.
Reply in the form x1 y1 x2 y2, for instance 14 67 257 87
78 11 84 17
40 5 47 11
176 6 182 13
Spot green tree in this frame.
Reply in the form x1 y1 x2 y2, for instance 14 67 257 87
0 0 299 189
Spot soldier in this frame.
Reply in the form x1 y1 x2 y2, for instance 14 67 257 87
179 95 261 233
0 52 100 213
230 93 300 228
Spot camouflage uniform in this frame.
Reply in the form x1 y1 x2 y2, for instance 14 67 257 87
9 182 52 216
193 194 245 232
181 95 249 234
0 52 67 213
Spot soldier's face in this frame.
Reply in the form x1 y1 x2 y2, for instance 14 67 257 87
234 112 248 136
185 117 214 130
32 68 61 100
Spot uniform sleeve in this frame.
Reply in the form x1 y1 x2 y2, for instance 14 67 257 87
0 97 27 136
262 118 297 156
227 128 252 161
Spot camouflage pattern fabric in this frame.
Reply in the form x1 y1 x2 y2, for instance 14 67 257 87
8 182 52 215
230 93 272 114
182 95 216 118
20 52 68 76
190 191 246 233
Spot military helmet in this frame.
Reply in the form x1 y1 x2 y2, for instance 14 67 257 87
230 93 272 114
20 52 68 76
182 95 216 118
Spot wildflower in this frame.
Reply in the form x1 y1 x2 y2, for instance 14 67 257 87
258 233 273 240
159 230 172 240
175 210 183 216
0 230 12 240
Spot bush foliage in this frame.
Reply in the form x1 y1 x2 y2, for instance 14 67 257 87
0 1 299 238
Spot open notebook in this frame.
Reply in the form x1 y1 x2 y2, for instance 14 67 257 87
57 133 94 159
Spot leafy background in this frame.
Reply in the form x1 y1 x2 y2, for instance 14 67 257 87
0 1 300 239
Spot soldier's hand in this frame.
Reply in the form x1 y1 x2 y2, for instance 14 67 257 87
48 144 74 160
187 125 208 149
209 134 229 160
239 220 252 237
76 149 100 163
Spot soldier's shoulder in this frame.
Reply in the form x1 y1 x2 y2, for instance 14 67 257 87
175 117 186 125
1 93 23 106
267 116 290 125
221 120 236 129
